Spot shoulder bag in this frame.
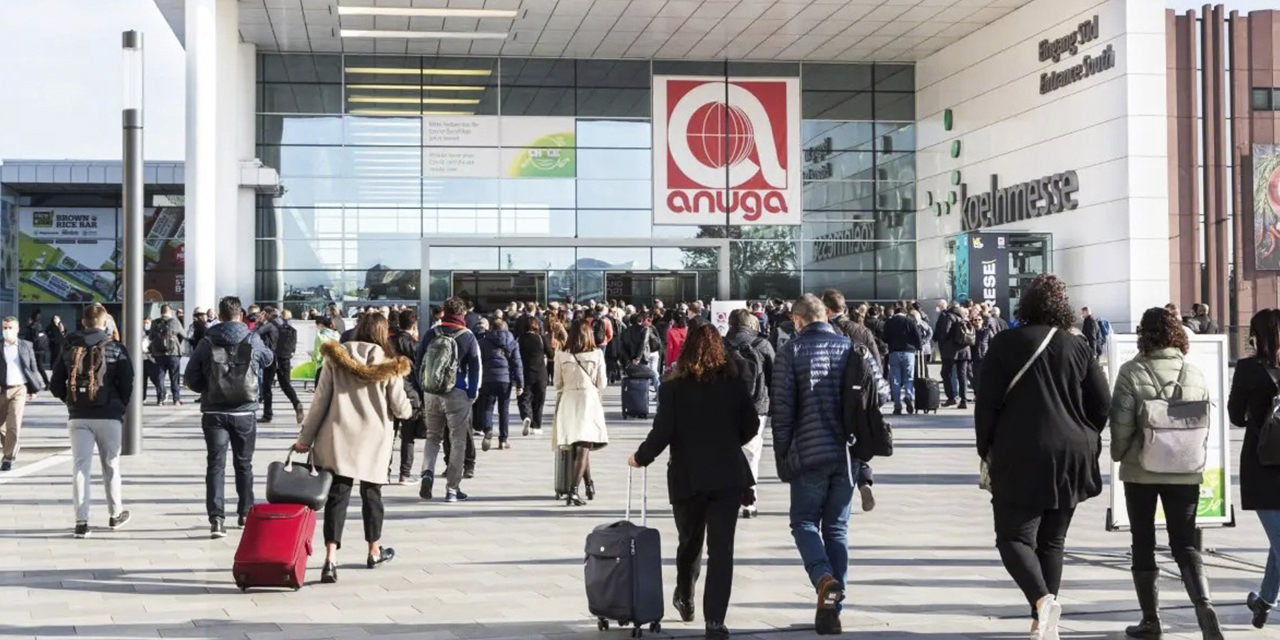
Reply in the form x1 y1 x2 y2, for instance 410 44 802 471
980 327 1058 492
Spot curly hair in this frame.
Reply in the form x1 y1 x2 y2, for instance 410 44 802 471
1137 307 1189 355
672 323 737 382
1014 273 1077 330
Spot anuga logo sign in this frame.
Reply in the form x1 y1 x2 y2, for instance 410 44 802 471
928 109 1082 232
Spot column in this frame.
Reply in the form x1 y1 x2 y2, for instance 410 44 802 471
183 0 219 316
213 0 242 301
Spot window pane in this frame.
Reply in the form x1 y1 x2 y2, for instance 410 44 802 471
577 247 651 270
358 268 422 301
501 58 576 86
577 120 651 149
802 63 872 92
345 239 422 270
874 64 914 91
1252 88 1272 111
271 270 354 303
577 149 651 179
803 270 875 301
500 208 575 237
576 88 650 118
876 123 915 153
501 86 575 116
875 93 914 121
260 83 343 114
261 54 342 83
345 117 422 147
730 239 799 272
733 270 800 300
803 121 876 151
804 92 873 120
502 179 576 208
499 247 576 270
578 209 653 238
429 246 498 270
260 115 345 146
578 180 651 209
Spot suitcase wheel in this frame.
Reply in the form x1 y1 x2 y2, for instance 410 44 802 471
629 626 643 638
649 622 661 633
597 618 609 631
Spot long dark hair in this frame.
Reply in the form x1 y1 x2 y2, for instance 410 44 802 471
354 313 395 357
672 323 736 382
1251 309 1280 368
1137 307 1190 355
564 319 597 354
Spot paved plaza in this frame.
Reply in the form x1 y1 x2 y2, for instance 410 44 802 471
2 386 1280 640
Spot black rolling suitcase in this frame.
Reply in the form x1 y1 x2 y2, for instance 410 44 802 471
620 377 651 419
913 353 941 414
555 447 578 500
585 469 664 638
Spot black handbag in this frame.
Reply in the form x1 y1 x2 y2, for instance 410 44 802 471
266 450 334 509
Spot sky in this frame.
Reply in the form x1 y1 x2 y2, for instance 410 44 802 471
0 0 1275 164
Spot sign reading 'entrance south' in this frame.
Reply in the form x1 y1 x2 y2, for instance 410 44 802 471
1038 15 1117 95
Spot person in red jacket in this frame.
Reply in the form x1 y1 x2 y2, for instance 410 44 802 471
665 313 688 374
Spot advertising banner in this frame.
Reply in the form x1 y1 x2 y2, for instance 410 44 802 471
1253 144 1280 270
968 233 1010 313
501 117 576 178
420 116 575 179
1105 334 1233 529
652 76 802 226
711 300 748 336
17 208 119 302
142 207 186 302
0 201 15 309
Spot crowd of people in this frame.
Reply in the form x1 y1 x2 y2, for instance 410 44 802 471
7 272 1280 640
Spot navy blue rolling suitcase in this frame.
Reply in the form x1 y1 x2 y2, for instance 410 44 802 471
585 469 663 637
620 377 651 419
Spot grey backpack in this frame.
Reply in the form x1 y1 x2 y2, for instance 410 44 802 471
1136 362 1210 474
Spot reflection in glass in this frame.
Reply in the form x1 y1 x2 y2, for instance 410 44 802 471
577 120 651 149
429 246 498 270
576 247 651 271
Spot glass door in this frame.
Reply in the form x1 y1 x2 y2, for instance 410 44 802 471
451 272 548 313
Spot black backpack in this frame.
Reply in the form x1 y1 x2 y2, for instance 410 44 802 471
149 318 179 355
951 318 976 347
275 322 298 360
202 337 258 406
592 319 608 346
843 344 893 460
728 339 769 415
63 343 110 410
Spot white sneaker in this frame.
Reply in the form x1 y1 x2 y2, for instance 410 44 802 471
531 427 543 435
1035 595 1061 640
859 484 876 512
522 417 532 436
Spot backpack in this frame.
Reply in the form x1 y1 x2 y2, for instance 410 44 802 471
202 338 258 406
149 318 181 356
422 327 468 396
728 339 768 415
63 343 109 410
1099 319 1112 347
1135 362 1210 474
1258 365 1280 467
592 319 608 346
275 322 298 361
843 344 893 461
950 317 976 347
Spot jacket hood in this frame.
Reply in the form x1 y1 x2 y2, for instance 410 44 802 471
1141 347 1184 361
66 329 111 348
320 340 411 382
206 321 251 346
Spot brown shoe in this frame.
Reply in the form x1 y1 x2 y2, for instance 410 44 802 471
815 574 843 635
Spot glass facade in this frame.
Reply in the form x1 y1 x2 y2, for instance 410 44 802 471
256 54 916 312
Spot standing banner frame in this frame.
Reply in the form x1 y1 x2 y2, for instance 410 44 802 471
1104 334 1234 531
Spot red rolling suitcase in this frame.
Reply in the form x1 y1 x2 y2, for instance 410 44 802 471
233 503 316 591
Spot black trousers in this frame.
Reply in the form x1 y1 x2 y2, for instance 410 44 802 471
673 489 741 626
323 475 384 549
1125 482 1202 571
201 412 256 521
518 381 548 430
262 363 301 419
993 503 1076 614
154 355 182 403
396 419 416 479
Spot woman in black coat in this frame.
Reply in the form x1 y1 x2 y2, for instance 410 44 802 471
629 323 760 640
1230 308 1280 629
975 274 1111 640
517 318 554 436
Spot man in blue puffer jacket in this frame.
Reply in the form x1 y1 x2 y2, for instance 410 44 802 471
771 293 854 636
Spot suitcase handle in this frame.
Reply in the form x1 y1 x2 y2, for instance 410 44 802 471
626 467 647 526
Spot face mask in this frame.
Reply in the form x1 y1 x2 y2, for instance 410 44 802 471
1 328 16 344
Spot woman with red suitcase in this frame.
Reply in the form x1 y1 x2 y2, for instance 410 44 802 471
294 312 413 584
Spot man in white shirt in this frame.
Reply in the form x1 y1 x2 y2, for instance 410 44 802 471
1 316 44 471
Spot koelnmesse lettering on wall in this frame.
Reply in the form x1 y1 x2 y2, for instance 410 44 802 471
960 171 1080 232
1039 15 1117 95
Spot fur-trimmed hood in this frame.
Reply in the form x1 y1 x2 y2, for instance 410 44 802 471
320 340 411 383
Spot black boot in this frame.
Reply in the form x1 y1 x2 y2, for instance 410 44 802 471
1125 569 1163 639
1179 562 1224 640
673 587 695 622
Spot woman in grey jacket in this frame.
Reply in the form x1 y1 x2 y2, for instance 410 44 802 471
1109 307 1219 640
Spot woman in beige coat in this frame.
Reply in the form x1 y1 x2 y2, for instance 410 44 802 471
294 313 412 584
552 320 609 506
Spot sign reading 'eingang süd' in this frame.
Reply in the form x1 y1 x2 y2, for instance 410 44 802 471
1038 15 1117 95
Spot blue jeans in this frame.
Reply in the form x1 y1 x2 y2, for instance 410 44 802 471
789 462 856 607
480 382 513 442
1257 510 1280 605
201 413 257 521
888 352 916 409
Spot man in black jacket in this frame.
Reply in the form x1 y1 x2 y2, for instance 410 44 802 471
185 296 275 538
23 310 51 388
49 303 134 537
148 304 185 406
1081 307 1103 359
820 289 882 371
619 313 663 377
725 309 775 518
935 303 967 406
255 307 303 424
882 305 923 415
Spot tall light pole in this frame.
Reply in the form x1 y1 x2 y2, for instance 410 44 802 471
122 30 145 456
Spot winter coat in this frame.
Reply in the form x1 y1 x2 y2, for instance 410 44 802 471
1228 356 1280 510
296 341 413 485
633 375 760 504
184 321 275 414
46 321 65 366
975 325 1112 510
724 326 775 413
478 329 523 387
771 322 852 482
49 329 133 421
830 314 883 371
1108 348 1209 485
936 309 973 361
883 313 923 353
552 349 609 450
919 320 934 357
1081 316 1103 357
976 317 1002 361
665 326 688 371
519 332 553 386
620 324 662 363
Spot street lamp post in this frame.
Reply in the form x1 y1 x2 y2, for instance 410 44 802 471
122 30 145 456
